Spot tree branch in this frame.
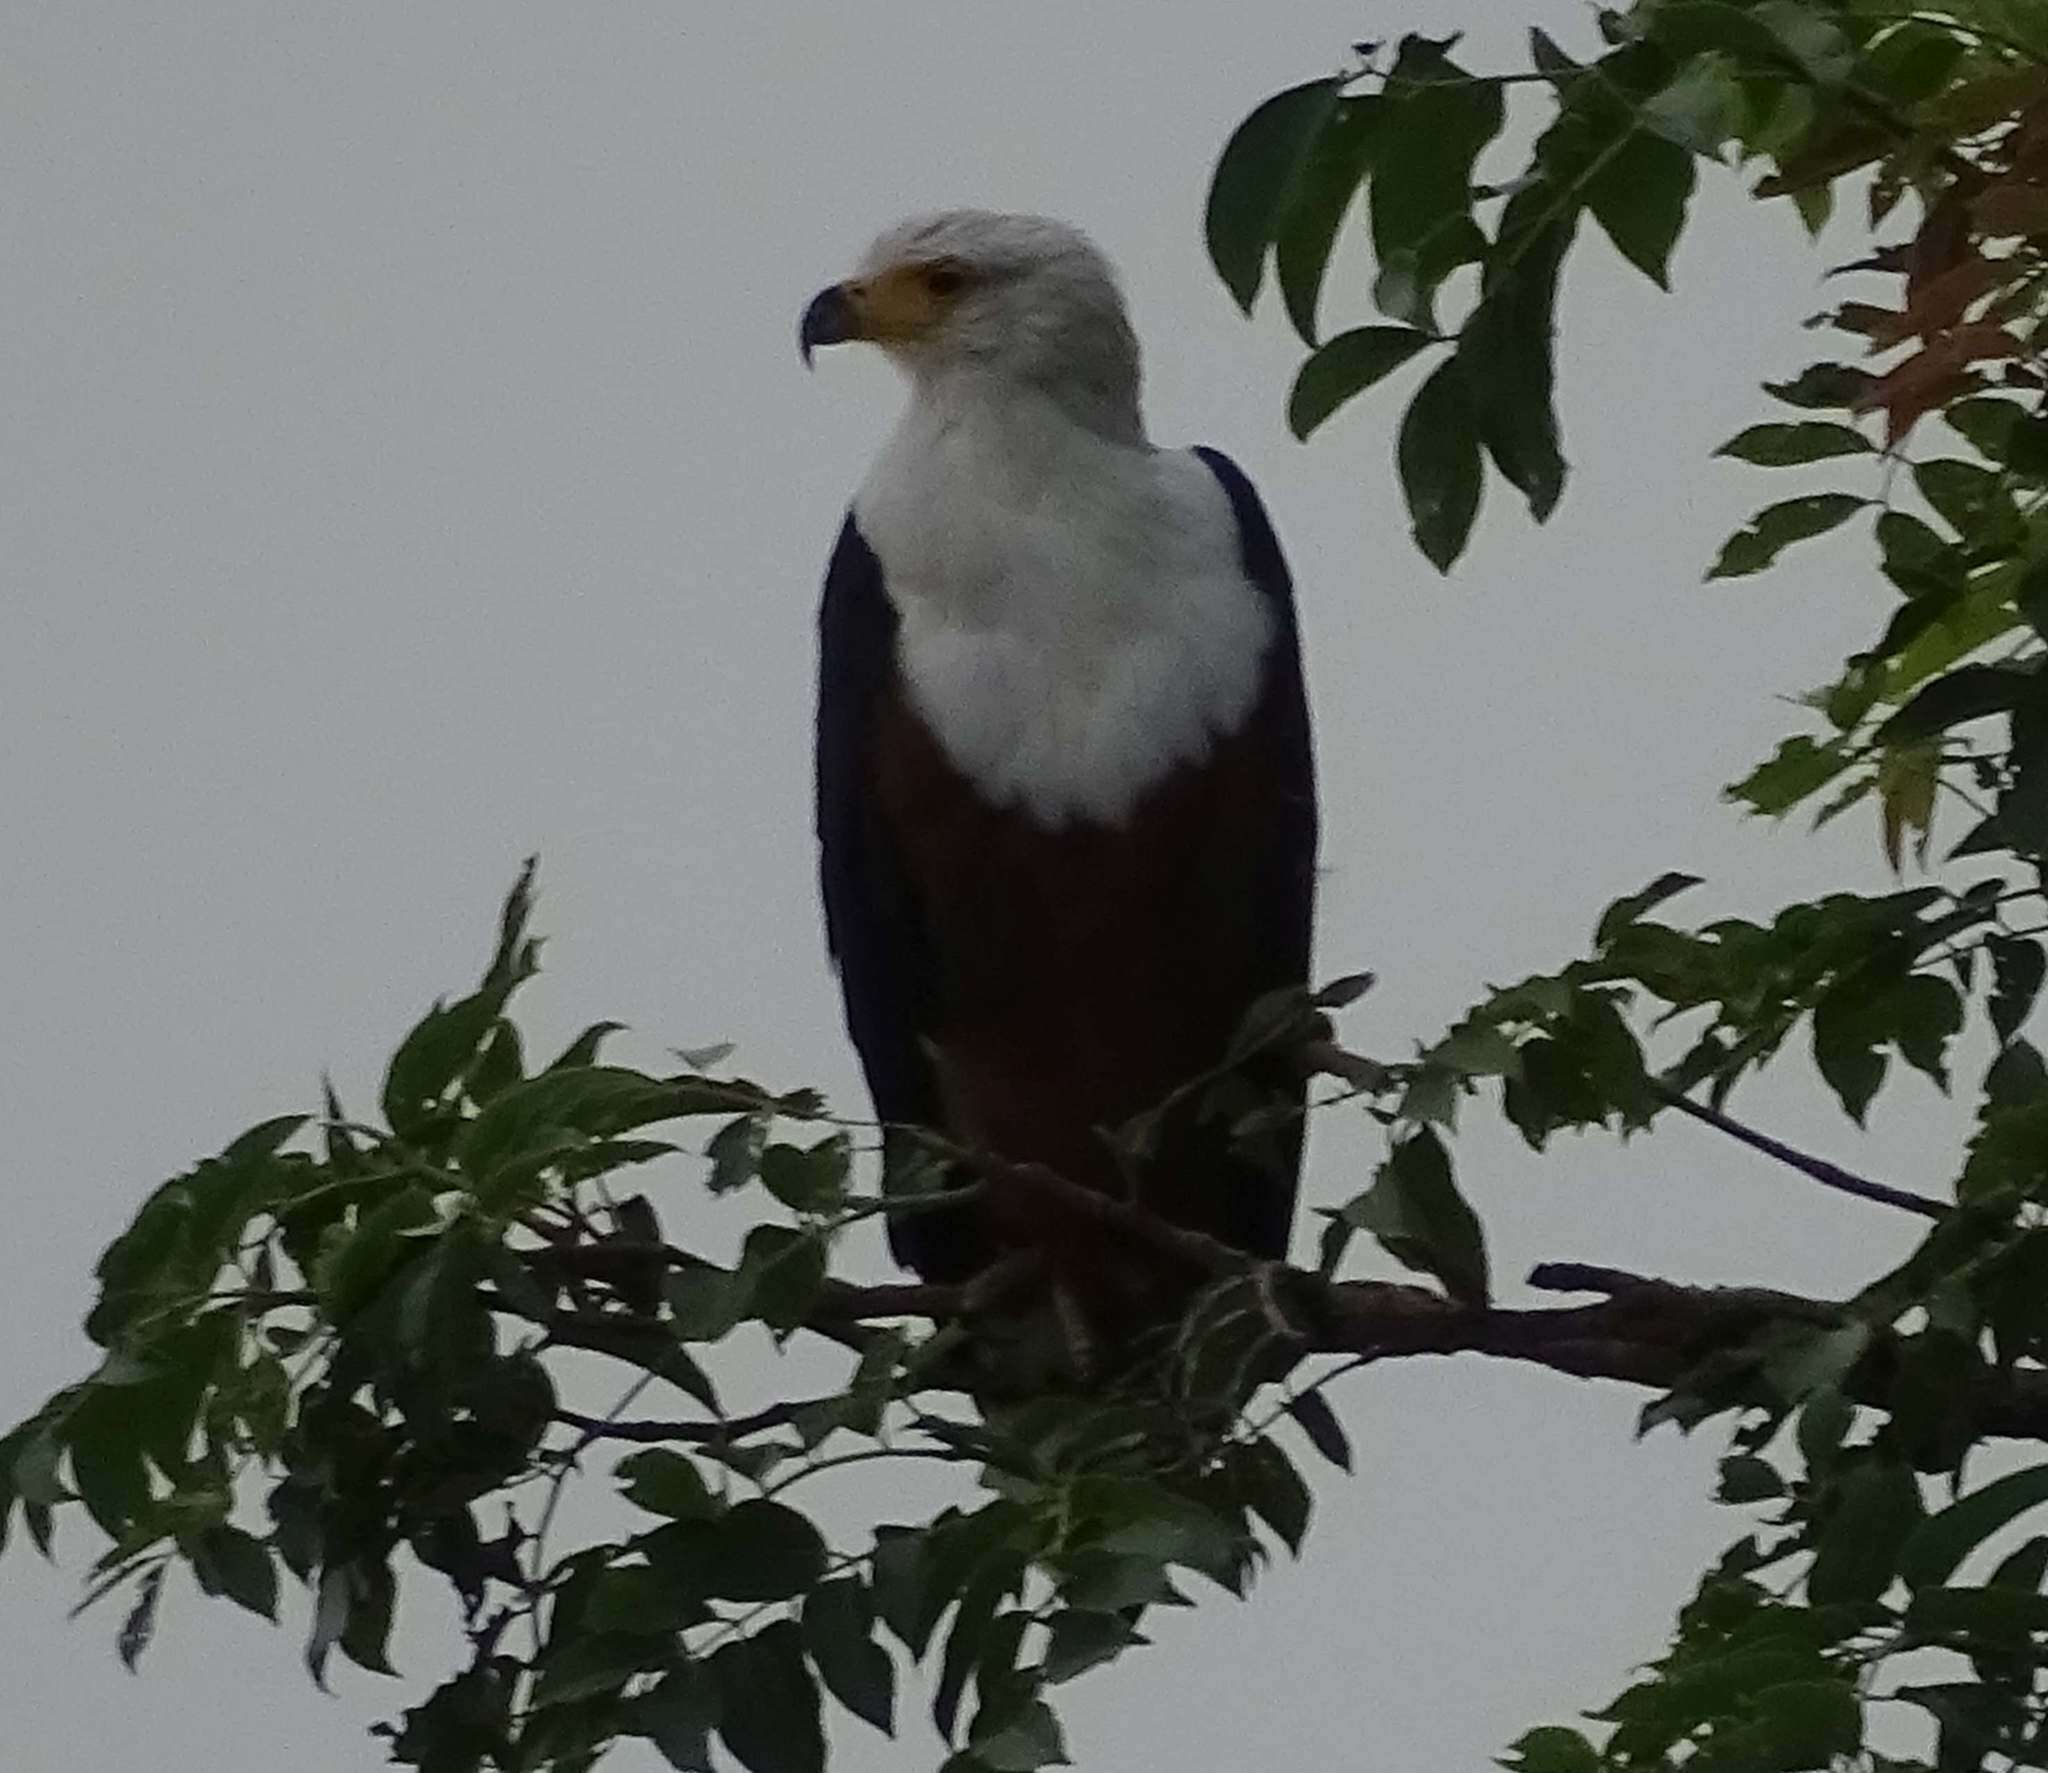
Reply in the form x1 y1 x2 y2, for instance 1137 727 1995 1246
497 1154 2038 1451
804 1264 2048 1443
1649 1080 1946 1219
947 1151 1250 1276
555 1396 833 1445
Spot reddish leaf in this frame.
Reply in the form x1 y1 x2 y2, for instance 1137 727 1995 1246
1857 322 2021 444
1891 256 2005 343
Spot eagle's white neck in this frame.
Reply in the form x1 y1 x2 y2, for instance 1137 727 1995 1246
852 377 1274 828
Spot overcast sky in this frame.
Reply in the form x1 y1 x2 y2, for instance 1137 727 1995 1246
2 3 1971 1768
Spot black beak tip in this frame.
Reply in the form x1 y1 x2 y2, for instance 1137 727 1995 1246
799 284 854 369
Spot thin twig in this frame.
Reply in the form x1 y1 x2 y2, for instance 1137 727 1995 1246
554 1394 825 1446
1650 1080 1945 1218
526 1366 657 1658
763 1445 986 1498
948 1151 1249 1276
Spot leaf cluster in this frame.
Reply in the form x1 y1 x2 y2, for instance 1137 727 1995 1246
1206 6 2048 1769
0 872 1345 1773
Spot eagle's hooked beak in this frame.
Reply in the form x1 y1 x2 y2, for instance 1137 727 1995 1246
799 283 857 369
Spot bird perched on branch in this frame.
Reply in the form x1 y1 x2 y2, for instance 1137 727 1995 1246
803 210 1317 1375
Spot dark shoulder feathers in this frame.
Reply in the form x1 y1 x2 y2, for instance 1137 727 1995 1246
814 518 939 1130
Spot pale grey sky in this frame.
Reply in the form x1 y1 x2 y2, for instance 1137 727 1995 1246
3 3 1964 1769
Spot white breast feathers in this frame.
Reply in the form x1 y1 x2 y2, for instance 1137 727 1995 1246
852 390 1275 828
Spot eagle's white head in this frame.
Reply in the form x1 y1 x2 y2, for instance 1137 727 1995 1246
801 209 1144 443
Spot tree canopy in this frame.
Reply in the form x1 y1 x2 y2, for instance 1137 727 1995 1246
11 3 2048 1769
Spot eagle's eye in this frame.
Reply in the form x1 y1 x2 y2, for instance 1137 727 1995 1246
923 262 969 297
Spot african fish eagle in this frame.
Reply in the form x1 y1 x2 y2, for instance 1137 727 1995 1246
802 211 1317 1350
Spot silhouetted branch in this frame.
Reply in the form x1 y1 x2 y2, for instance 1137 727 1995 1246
949 1152 1250 1276
498 1150 2044 1450
1650 1080 1945 1218
556 1396 833 1445
809 1263 2048 1444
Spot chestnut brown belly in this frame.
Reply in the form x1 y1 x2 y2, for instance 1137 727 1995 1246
870 686 1289 1253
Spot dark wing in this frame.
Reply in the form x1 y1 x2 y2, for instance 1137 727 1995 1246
814 516 991 1280
1191 446 1318 1260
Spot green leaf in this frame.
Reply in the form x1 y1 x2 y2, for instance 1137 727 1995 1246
636 1664 718 1772
1057 1549 1182 1614
1460 208 1573 521
1275 98 1381 343
1528 28 1578 78
65 1386 153 1539
385 1665 516 1771
664 1264 748 1343
380 879 537 1140
584 1565 707 1637
1812 984 1888 1124
550 1020 627 1071
455 1064 736 1189
1286 1389 1353 1472
314 1186 436 1322
1738 1679 1861 1767
1770 1324 1872 1405
470 1020 523 1104
1597 872 1704 945
1714 421 1872 465
1206 79 1344 311
118 1564 166 1672
530 1630 656 1708
1716 1455 1786 1504
1287 326 1435 439
1807 1457 1923 1603
970 1698 1070 1771
1946 396 2026 461
1343 1127 1489 1303
713 1622 824 1773
1900 1465 2048 1590
1502 1725 1601 1773
1369 37 1504 328
617 1449 720 1521
89 1123 305 1345
1915 457 2003 536
737 1224 829 1331
935 1567 1012 1743
1890 972 1963 1085
1708 494 1867 578
1041 1610 1141 1684
1585 129 1695 288
1398 360 1484 573
1990 936 2046 1044
1877 511 1956 587
758 1136 850 1215
706 1114 766 1196
1908 1582 2048 1637
1880 664 2031 743
337 1558 396 1676
191 1524 279 1622
1991 1534 2048 1594
803 1578 895 1735
306 1564 350 1688
1096 1488 1247 1590
1763 363 1873 410
1433 1021 1520 1079
1230 1435 1312 1555
699 1500 827 1602
1638 54 1740 155
1725 735 1851 816
869 1525 933 1656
